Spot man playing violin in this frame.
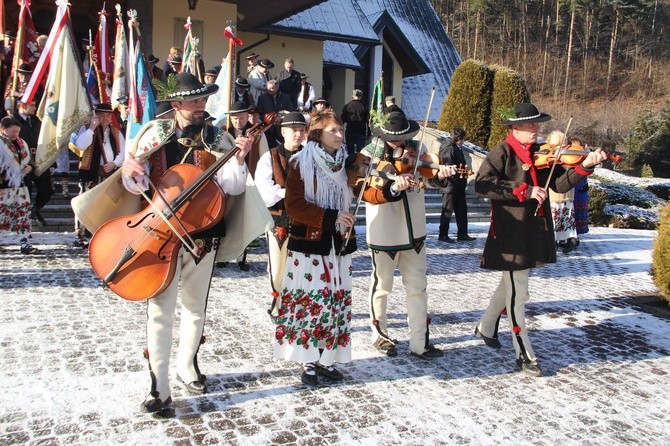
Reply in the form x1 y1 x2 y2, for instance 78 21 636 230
121 73 254 416
361 111 457 359
474 102 607 377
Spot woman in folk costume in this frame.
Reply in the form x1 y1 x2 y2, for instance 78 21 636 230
273 110 357 386
255 111 307 318
474 103 606 377
0 116 37 253
545 131 579 253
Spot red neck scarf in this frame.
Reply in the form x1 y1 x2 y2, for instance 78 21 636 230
505 133 544 216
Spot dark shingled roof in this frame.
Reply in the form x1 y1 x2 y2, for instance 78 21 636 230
267 0 380 46
323 41 362 70
357 0 462 121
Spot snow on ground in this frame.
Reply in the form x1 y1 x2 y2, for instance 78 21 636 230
1 223 670 445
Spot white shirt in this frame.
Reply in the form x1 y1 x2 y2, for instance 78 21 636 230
75 125 125 168
255 150 284 207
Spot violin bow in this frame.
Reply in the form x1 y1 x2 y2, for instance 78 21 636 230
339 137 384 254
411 87 436 179
534 116 573 216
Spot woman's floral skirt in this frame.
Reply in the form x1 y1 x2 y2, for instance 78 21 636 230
551 200 577 242
273 247 353 366
0 186 31 235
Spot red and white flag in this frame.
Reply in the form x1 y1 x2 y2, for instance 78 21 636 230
33 1 92 175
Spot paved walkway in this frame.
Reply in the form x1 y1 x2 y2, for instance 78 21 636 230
1 224 669 445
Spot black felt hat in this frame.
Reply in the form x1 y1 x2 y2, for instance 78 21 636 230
157 72 219 102
371 111 420 141
313 98 329 107
278 111 307 127
116 95 129 106
500 103 551 126
147 54 159 64
229 101 250 114
170 56 183 65
234 77 250 88
245 52 260 60
94 103 113 113
259 59 274 69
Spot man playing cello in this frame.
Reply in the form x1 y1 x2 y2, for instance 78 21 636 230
120 72 254 416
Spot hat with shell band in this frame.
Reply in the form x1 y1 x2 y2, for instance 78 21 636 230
155 72 219 102
371 111 420 141
500 103 551 126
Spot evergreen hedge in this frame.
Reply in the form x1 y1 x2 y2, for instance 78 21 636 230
437 59 493 147
487 65 531 149
652 203 670 302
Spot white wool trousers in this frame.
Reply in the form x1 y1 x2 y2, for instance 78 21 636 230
146 246 216 400
478 269 536 361
369 247 429 355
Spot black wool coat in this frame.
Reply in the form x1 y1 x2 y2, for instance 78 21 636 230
475 141 592 271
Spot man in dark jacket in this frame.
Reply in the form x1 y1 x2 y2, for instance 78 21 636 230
341 89 369 159
256 79 294 149
276 58 301 109
474 103 606 377
14 99 52 226
437 127 474 243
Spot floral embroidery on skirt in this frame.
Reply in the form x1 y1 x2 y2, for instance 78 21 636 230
0 186 31 234
273 246 353 366
551 201 577 242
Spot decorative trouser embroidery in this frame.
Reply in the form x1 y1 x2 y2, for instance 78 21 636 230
478 269 535 361
369 247 429 354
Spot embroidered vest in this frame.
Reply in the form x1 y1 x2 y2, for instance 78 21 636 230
79 126 121 181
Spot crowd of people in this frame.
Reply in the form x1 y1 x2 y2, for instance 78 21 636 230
1 30 609 417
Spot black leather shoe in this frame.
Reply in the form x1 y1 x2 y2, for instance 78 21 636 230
215 261 229 268
475 326 501 349
516 358 543 377
374 338 398 357
140 396 174 417
410 344 444 359
562 237 578 254
301 364 318 386
457 235 476 241
237 260 251 271
438 236 455 244
314 363 344 380
177 375 207 394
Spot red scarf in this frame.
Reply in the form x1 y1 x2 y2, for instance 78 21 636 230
505 133 544 216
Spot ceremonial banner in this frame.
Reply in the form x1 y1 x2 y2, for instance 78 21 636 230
206 25 242 128
126 45 156 142
205 53 231 128
369 75 384 126
12 0 39 71
110 4 129 110
21 3 68 104
34 20 91 175
182 17 196 75
125 9 155 144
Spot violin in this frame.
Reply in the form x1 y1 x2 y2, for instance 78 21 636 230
347 153 424 189
534 143 622 169
88 114 276 301
394 151 474 179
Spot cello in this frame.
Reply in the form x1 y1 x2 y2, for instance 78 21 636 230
88 114 275 301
